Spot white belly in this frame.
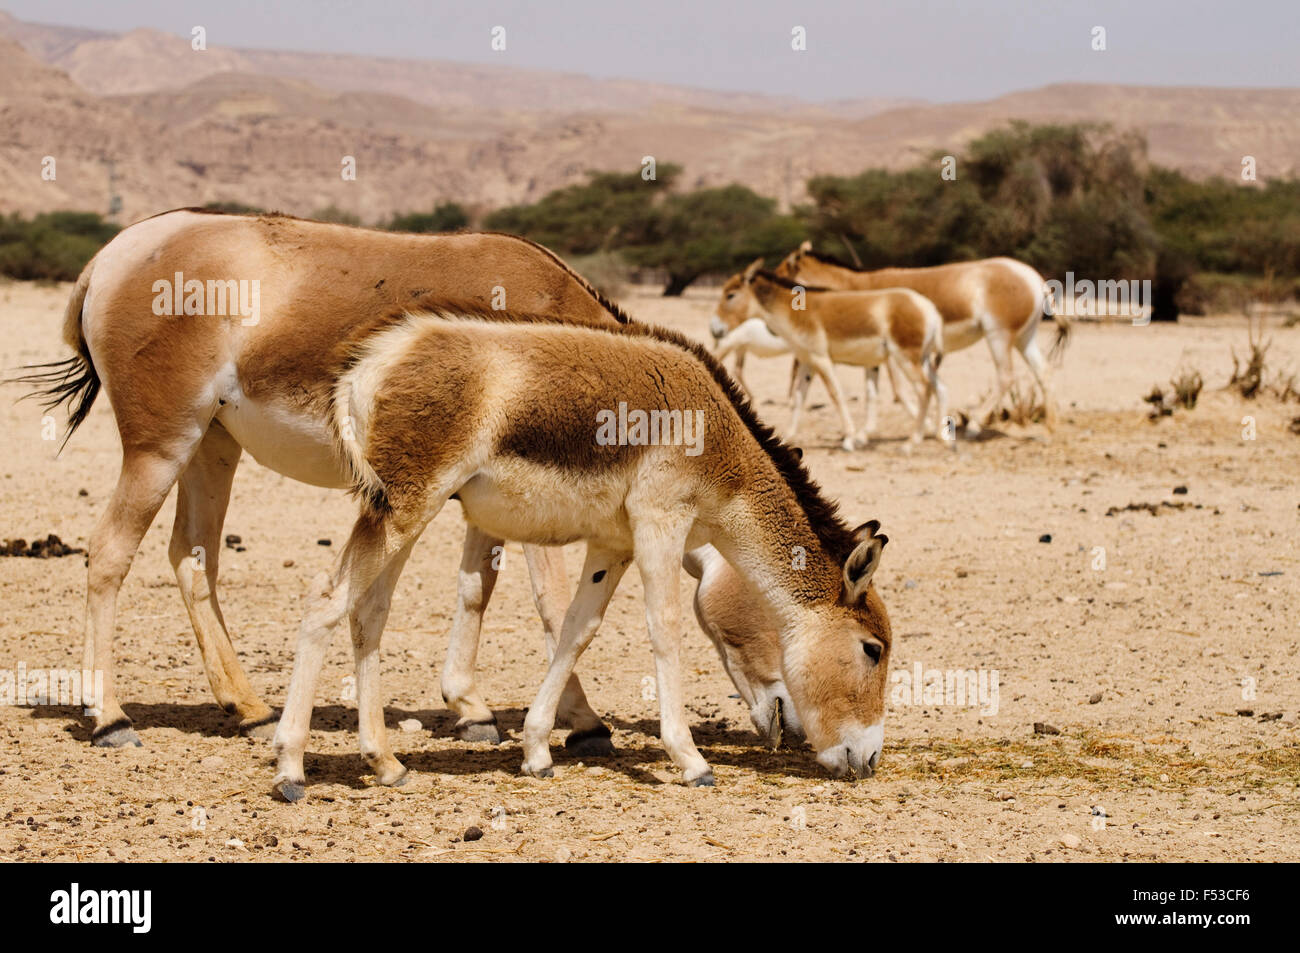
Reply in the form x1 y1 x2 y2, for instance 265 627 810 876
215 395 350 488
941 317 984 352
830 336 888 367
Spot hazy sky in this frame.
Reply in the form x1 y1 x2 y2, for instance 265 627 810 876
7 0 1296 102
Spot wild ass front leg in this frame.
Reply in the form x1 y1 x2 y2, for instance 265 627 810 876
523 544 615 756
787 362 814 442
167 425 278 738
272 512 407 802
636 518 713 786
520 547 629 779
440 524 505 742
854 365 881 448
84 447 196 747
350 541 417 788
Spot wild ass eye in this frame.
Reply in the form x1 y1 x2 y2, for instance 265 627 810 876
862 641 883 665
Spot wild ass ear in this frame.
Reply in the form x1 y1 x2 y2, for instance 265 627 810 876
791 446 804 461
843 530 887 602
743 258 764 281
851 520 881 543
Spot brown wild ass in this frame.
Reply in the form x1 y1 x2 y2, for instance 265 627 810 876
269 313 892 797
776 242 1066 428
719 261 948 451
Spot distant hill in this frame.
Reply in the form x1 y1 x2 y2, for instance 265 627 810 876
1 10 1296 225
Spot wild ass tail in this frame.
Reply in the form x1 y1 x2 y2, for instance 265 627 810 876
1043 279 1073 364
8 257 101 451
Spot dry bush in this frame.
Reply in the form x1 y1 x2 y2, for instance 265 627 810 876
1170 369 1203 409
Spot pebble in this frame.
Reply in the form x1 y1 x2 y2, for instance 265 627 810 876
1173 485 1188 495
463 826 484 842
1088 692 1103 704
398 718 422 733
224 534 242 547
1059 833 1081 849
283 559 295 568
1033 722 1061 735
1039 534 1052 543
200 755 226 770
317 538 332 546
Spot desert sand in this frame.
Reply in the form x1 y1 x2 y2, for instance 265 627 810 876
1 279 1296 862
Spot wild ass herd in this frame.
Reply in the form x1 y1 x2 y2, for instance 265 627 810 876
18 209 1065 800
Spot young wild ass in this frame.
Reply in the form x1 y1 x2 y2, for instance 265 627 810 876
269 314 892 797
17 209 654 752
776 242 1067 429
720 261 948 451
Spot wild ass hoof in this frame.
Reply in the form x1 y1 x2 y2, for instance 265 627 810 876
839 437 857 452
239 713 280 741
564 725 614 758
455 718 502 744
272 779 307 803
91 721 142 748
521 762 554 779
686 770 715 788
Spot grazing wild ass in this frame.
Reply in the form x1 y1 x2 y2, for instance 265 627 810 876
17 208 645 752
776 242 1067 428
268 314 892 797
721 261 947 451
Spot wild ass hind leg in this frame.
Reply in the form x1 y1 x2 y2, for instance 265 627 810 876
272 511 416 802
885 354 919 417
1017 333 1057 431
523 544 616 756
440 524 505 743
633 514 713 786
85 444 202 747
968 327 1016 436
520 546 630 779
167 424 278 739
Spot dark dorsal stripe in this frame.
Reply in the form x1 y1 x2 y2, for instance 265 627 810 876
804 249 867 273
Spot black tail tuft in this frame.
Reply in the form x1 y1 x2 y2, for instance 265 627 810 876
9 354 101 451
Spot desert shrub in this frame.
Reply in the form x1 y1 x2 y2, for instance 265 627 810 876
0 212 120 282
566 251 632 300
310 205 362 226
387 203 470 233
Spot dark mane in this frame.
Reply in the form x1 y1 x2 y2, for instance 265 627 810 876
397 307 862 565
753 270 834 293
804 249 865 272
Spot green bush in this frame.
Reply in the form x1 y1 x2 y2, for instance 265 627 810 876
387 203 470 233
0 212 121 282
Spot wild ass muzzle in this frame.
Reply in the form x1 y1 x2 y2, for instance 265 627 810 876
269 314 893 798
722 261 949 451
776 242 1067 430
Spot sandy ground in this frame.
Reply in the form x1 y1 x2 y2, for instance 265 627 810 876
1 279 1297 863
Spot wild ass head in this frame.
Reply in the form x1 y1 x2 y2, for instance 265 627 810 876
772 516 891 778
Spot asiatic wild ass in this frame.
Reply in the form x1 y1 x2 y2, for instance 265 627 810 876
721 262 947 451
267 313 892 797
776 242 1066 428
